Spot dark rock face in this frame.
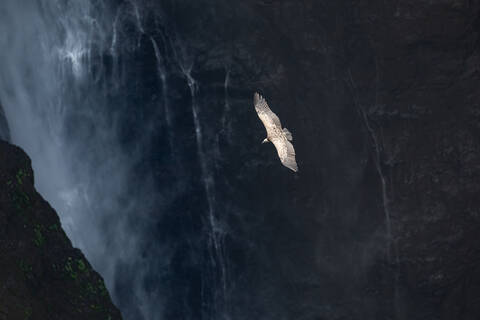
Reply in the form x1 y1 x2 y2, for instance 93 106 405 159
351 1 480 319
0 141 121 319
126 0 480 318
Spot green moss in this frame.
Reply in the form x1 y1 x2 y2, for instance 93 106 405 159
89 303 109 313
77 259 86 272
23 307 32 319
64 258 92 283
19 260 32 273
97 280 108 297
13 189 30 212
86 283 96 295
33 225 45 247
18 260 33 280
16 169 27 185
83 278 107 300
65 257 78 280
48 224 59 232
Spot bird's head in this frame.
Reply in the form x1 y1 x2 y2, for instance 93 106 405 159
262 138 269 144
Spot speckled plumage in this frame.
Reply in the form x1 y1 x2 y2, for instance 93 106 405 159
254 92 298 172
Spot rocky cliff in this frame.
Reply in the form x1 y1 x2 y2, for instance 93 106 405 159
139 0 480 318
0 140 121 319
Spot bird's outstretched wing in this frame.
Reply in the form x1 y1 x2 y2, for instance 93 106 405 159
254 92 281 137
271 136 298 172
254 92 298 172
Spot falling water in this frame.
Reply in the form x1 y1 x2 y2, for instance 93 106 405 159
182 64 229 317
348 66 402 319
221 67 232 144
0 0 234 318
150 36 174 151
348 70 393 257
110 7 121 55
0 1 162 319
129 0 145 34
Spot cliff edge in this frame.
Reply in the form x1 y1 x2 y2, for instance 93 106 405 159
0 140 122 319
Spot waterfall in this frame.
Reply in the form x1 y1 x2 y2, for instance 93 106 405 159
348 70 394 258
150 36 174 152
0 1 232 319
348 67 402 319
110 7 121 55
181 64 229 317
129 0 145 34
0 1 159 318
221 67 232 144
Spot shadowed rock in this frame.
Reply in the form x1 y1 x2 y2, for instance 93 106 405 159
0 141 122 319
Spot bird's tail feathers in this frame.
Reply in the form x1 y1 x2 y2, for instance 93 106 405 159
283 128 293 141
254 92 262 105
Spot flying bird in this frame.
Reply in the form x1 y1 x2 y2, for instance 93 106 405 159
254 92 298 172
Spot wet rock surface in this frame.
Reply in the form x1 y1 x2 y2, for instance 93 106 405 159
134 0 480 318
0 141 121 320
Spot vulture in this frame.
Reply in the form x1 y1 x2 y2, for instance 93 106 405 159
254 92 298 172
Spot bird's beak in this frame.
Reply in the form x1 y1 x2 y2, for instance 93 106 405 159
262 138 268 144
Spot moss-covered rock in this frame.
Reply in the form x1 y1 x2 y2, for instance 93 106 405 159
0 140 122 320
